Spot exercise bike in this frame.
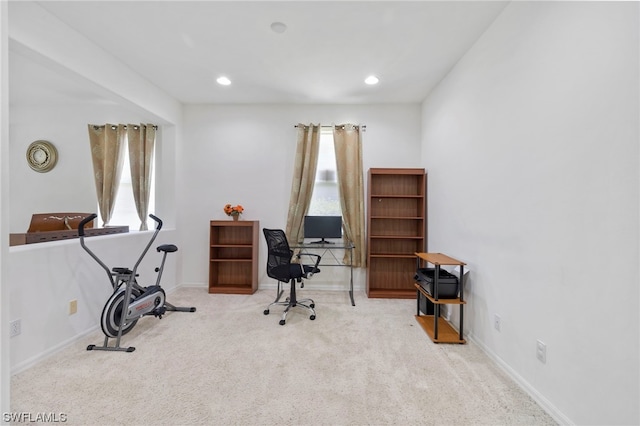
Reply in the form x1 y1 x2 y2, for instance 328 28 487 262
79 213 195 352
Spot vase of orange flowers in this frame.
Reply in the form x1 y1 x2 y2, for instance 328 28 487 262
224 204 244 221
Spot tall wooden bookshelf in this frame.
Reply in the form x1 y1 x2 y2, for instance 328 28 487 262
209 220 259 294
367 168 426 298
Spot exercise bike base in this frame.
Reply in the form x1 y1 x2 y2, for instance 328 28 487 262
88 303 195 353
87 344 135 353
168 307 196 312
165 302 196 313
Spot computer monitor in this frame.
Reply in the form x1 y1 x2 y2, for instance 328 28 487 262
303 216 342 244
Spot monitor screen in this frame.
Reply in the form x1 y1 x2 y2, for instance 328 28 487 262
304 216 342 243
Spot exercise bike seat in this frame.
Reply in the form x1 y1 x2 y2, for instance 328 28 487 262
157 244 178 253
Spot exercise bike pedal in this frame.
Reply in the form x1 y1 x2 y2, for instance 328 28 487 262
153 306 167 318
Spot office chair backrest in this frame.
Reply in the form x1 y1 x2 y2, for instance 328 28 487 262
263 228 294 281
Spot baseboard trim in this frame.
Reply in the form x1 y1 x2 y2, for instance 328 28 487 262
259 281 363 292
10 285 201 376
176 282 208 289
466 332 573 425
10 325 99 375
177 282 364 292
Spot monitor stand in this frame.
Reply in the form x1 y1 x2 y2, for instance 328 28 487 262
309 238 335 244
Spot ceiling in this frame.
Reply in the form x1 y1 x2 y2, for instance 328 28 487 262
10 1 509 106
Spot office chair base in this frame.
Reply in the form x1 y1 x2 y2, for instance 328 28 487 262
264 298 316 325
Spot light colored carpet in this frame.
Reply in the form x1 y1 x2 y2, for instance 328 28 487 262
11 287 556 425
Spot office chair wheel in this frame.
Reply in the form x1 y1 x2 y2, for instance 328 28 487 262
264 309 270 315
310 315 316 320
310 303 315 308
279 319 286 325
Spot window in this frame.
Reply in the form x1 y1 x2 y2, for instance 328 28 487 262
307 129 342 216
99 142 155 230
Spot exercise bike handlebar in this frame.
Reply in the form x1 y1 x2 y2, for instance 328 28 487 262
78 213 98 237
149 214 163 231
78 213 113 287
78 213 165 287
131 214 164 276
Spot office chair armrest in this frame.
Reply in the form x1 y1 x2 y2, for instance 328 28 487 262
297 253 321 277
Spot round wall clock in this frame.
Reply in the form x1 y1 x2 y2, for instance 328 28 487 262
26 140 58 173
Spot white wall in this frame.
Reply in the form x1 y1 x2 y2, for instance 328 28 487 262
421 2 639 425
179 104 422 290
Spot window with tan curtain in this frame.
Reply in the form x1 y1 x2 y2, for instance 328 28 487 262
88 123 156 230
286 123 366 267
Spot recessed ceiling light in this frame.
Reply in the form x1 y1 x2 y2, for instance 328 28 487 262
365 75 379 85
270 22 287 34
216 76 231 86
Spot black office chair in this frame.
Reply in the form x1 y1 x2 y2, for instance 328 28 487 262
263 228 321 325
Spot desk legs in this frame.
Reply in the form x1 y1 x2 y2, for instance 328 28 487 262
293 245 355 306
349 246 355 306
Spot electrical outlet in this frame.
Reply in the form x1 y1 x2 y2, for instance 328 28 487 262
69 299 78 315
493 314 501 332
536 339 547 363
10 319 21 337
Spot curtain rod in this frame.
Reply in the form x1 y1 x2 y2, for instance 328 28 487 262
92 124 158 130
294 124 366 132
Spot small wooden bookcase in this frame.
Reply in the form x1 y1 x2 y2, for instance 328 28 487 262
414 252 467 344
209 220 259 294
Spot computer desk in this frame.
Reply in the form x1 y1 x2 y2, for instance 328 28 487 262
291 241 356 306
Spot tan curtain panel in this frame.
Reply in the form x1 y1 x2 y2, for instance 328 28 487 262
128 124 156 231
87 124 126 226
285 124 321 243
333 124 366 267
